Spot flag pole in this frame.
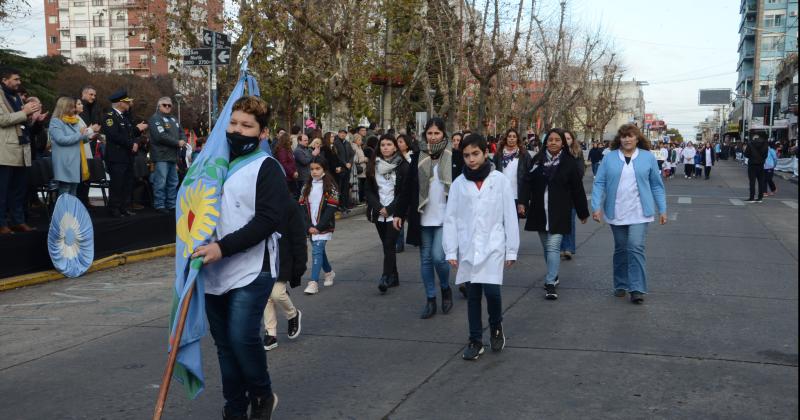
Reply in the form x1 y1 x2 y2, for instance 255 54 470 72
152 283 196 420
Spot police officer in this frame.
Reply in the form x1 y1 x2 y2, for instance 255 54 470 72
148 96 185 214
101 89 147 218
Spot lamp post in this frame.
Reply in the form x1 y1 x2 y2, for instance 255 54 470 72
174 93 183 126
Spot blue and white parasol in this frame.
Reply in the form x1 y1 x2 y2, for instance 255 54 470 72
48 193 94 277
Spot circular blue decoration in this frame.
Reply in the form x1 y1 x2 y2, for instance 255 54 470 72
48 193 95 278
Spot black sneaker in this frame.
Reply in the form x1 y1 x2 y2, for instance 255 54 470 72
630 291 644 304
462 341 485 360
754 198 763 203
614 289 627 297
249 392 278 420
263 335 278 351
545 284 558 300
543 276 559 289
287 310 301 340
490 324 505 352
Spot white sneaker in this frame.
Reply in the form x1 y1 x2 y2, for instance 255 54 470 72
323 271 336 287
304 281 319 295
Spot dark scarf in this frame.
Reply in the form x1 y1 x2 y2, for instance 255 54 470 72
463 161 492 182
501 148 518 168
2 84 29 144
542 149 562 181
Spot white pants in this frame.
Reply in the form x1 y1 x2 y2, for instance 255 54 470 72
263 281 298 336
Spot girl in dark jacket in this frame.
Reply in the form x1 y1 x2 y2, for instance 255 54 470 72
365 134 410 294
299 156 339 295
492 128 530 204
560 129 585 260
263 194 308 351
518 128 590 301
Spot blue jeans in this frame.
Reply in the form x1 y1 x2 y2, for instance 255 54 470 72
467 282 502 343
560 208 577 254
610 223 649 293
420 226 450 298
205 272 275 416
591 162 600 176
538 232 563 284
310 239 332 281
0 165 26 227
57 181 78 197
151 161 179 209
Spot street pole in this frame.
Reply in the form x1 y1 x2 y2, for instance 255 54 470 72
211 36 218 125
741 78 747 143
768 76 775 141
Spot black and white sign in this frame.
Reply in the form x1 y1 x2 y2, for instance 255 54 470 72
182 48 231 66
202 29 231 48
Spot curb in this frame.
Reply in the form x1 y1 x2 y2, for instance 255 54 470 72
775 171 798 185
336 204 367 220
0 244 176 292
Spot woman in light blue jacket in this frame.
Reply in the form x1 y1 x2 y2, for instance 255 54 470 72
591 124 667 304
48 96 90 196
764 142 778 196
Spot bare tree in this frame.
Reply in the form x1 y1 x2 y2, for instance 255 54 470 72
574 53 624 142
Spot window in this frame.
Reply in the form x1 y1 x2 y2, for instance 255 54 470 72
75 35 87 48
94 35 104 47
139 54 148 67
49 36 58 45
92 0 103 5
117 55 127 63
116 12 125 22
139 34 147 42
763 13 785 28
73 1 85 6
92 15 104 27
48 15 57 24
759 84 770 98
761 36 785 51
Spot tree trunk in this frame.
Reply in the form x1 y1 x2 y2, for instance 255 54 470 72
476 80 490 135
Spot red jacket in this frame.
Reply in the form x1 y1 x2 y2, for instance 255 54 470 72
276 148 297 181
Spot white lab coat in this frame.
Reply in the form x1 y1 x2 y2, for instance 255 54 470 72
443 170 520 285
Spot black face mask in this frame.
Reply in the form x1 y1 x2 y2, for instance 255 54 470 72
226 131 259 157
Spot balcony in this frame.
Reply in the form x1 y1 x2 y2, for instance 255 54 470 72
741 0 757 16
108 0 142 9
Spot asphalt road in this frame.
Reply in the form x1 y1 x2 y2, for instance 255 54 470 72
0 160 797 420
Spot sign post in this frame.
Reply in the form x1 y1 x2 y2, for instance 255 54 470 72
182 29 232 127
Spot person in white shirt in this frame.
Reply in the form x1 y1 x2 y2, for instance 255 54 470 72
681 143 697 178
443 134 519 360
393 118 456 319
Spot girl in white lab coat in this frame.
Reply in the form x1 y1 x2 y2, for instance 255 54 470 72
443 134 519 361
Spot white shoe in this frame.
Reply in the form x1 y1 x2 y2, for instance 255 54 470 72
323 271 336 287
304 281 319 295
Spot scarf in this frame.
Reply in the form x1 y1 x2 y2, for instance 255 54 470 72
376 153 401 179
2 84 28 144
417 139 452 212
501 148 518 168
61 115 79 125
463 161 492 182
542 149 562 181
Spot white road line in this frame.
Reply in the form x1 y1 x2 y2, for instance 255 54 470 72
729 198 745 206
669 213 678 221
782 201 798 209
678 197 692 204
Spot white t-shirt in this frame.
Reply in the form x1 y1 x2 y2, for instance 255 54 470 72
420 162 447 227
502 157 519 200
309 179 332 241
376 171 396 222
605 149 654 226
705 149 712 167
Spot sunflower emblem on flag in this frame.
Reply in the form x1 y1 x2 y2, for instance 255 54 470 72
176 180 220 257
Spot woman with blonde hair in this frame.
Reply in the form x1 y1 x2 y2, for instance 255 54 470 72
48 96 91 196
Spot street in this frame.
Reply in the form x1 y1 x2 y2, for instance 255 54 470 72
0 161 797 420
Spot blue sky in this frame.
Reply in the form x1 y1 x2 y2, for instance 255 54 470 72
2 0 740 137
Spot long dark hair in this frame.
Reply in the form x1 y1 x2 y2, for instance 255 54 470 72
498 128 523 153
366 134 400 179
322 131 337 155
301 156 338 200
610 124 650 151
536 128 568 163
424 117 448 142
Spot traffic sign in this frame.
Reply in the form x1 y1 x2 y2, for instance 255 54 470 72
182 48 231 66
202 29 230 48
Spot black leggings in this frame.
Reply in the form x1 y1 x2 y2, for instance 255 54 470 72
765 169 776 192
684 164 694 177
375 221 400 276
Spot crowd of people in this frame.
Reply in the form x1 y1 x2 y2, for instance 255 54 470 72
1 66 197 232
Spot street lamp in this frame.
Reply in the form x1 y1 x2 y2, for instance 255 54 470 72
174 93 183 126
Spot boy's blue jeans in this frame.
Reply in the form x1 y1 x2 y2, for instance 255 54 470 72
311 239 332 281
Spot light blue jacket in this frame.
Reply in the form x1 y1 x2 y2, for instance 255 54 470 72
591 148 667 220
49 118 89 183
764 148 778 170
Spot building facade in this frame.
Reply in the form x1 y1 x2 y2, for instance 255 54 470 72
733 0 799 141
43 0 223 76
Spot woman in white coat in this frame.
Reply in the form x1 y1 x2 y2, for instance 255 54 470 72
443 134 519 361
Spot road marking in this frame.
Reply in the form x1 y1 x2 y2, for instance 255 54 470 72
669 213 678 221
729 199 744 206
782 201 798 209
678 197 692 204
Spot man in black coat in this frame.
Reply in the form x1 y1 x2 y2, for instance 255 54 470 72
744 134 769 202
101 89 148 217
334 129 354 209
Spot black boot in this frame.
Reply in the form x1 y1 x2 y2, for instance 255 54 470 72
441 287 453 314
387 273 399 288
378 275 389 294
420 297 437 319
222 407 247 420
249 392 278 420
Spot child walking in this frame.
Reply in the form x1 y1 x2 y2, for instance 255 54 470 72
443 134 519 361
263 193 308 351
299 156 339 295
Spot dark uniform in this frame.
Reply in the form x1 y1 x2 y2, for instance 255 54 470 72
101 90 142 217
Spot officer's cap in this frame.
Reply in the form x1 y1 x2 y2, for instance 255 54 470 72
109 89 133 103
